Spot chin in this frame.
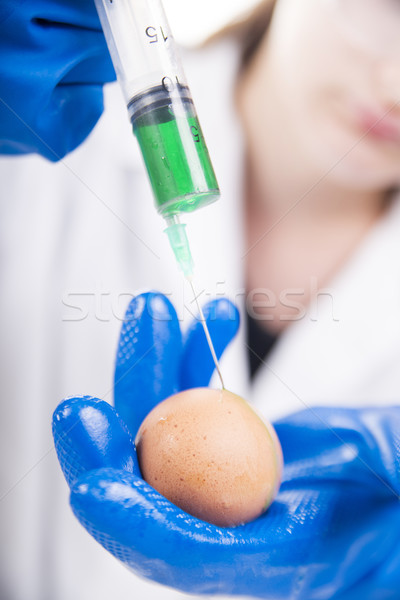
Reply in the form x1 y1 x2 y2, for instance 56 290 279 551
337 172 399 192
328 163 400 192
334 158 400 191
310 135 400 191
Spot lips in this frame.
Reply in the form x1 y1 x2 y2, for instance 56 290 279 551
358 107 400 143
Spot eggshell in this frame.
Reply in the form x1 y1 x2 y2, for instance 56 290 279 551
135 387 283 527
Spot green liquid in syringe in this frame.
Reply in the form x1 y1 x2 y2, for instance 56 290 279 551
131 87 220 217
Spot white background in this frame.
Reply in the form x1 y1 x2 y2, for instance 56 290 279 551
163 0 261 45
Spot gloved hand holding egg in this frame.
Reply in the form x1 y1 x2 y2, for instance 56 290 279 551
53 291 281 526
52 292 400 599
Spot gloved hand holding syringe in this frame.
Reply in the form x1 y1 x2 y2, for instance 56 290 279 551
94 0 224 384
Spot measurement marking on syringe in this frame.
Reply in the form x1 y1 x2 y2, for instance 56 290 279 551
145 26 168 43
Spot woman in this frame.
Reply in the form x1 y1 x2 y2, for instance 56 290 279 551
235 0 400 415
1 0 400 598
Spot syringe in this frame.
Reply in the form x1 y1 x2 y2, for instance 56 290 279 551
94 0 225 387
94 0 220 279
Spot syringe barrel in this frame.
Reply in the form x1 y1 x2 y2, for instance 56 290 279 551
94 0 220 218
94 0 186 104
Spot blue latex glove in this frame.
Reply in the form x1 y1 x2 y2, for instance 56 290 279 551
53 292 400 599
0 0 115 161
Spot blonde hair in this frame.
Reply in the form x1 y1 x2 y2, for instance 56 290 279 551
207 0 276 67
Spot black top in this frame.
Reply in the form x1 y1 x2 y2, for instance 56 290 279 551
246 313 278 379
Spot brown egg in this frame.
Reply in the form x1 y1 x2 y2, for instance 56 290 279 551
135 387 283 527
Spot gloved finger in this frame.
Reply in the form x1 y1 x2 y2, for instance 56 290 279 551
52 396 139 488
2 5 114 86
114 292 182 439
1 28 109 159
275 406 400 498
0 1 114 160
179 298 240 390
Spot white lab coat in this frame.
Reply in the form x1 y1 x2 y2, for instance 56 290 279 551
0 37 399 600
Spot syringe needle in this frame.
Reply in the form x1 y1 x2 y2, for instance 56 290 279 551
189 279 225 390
164 216 224 388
